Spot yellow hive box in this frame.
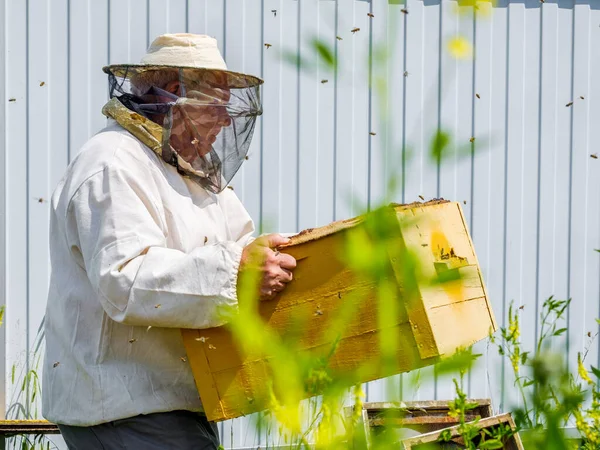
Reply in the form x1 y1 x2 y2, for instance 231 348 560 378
182 200 497 422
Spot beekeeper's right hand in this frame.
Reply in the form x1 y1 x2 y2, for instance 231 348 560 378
238 234 297 301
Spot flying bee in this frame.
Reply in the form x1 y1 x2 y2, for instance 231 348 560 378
369 132 376 136
476 93 481 99
580 96 585 100
351 27 360 34
470 137 476 143
40 81 45 87
264 43 272 49
367 13 374 18
401 8 409 14
321 79 328 84
404 71 409 77
418 195 425 201
271 9 277 17
566 101 573 107
336 36 343 41
591 154 598 159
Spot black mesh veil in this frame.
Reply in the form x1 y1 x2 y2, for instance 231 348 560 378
105 66 262 193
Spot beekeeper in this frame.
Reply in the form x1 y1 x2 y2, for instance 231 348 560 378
42 33 296 449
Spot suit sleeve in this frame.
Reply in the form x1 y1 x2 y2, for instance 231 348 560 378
66 164 243 329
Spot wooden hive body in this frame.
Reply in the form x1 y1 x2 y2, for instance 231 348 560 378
182 201 497 422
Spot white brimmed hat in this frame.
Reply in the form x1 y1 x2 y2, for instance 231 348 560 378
103 33 263 88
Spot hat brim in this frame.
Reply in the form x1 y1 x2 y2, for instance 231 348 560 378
102 64 264 89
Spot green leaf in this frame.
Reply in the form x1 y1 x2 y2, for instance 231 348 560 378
429 129 451 165
594 249 600 253
553 328 567 336
478 439 505 449
310 38 336 69
590 365 600 379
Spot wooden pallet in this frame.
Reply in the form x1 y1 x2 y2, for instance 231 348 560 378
400 413 524 449
345 399 494 448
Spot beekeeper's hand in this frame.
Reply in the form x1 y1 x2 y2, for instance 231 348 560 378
238 234 297 301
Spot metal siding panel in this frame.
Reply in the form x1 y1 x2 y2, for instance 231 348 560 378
587 5 600 372
68 0 92 156
0 0 6 419
130 0 150 62
49 0 69 189
231 0 262 230
470 3 495 404
316 0 336 227
517 0 543 405
261 0 284 233
568 0 595 372
334 0 362 221
405 0 436 402
5 0 29 412
365 0 389 403
27 1 50 409
297 0 320 230
278 0 300 234
477 0 509 414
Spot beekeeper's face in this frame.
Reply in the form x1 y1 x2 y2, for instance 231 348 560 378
164 80 232 158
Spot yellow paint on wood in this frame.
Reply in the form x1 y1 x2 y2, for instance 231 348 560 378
181 201 497 422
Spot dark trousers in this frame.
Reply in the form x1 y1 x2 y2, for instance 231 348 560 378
58 410 220 450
